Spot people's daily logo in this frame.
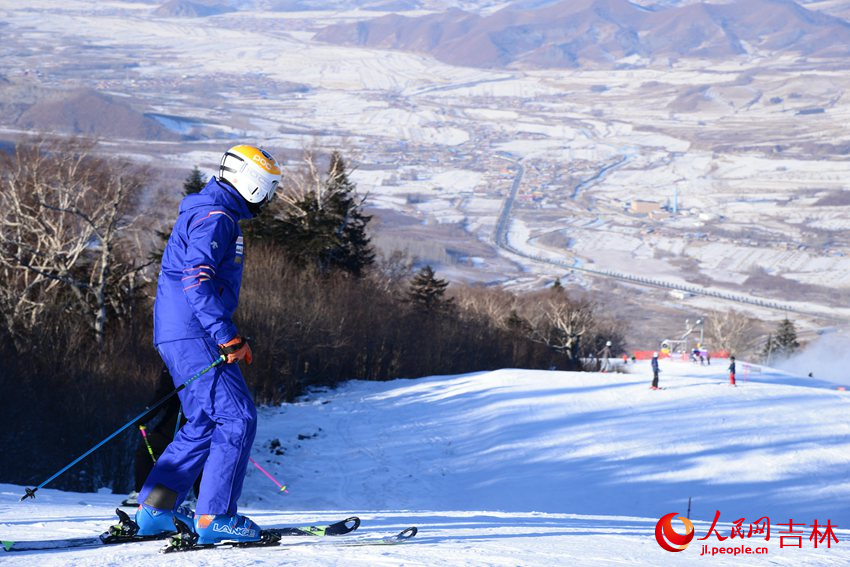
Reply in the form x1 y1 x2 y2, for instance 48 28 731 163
655 512 695 552
655 510 838 556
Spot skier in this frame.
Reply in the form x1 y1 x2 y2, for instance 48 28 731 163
124 368 201 507
134 145 282 545
650 352 661 390
728 356 736 386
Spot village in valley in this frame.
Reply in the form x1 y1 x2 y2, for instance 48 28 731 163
2 0 850 343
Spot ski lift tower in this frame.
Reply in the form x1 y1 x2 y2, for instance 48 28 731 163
660 317 705 355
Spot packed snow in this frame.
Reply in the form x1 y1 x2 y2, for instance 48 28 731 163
3 359 850 564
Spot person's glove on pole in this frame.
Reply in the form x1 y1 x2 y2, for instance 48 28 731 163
218 336 253 365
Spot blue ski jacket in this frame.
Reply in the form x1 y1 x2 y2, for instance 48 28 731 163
153 178 253 346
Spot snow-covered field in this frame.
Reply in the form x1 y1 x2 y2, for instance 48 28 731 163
3 360 850 565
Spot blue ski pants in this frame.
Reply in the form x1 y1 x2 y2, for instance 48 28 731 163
138 337 257 515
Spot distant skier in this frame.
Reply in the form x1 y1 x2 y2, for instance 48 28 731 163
728 356 736 386
650 352 661 390
134 145 282 546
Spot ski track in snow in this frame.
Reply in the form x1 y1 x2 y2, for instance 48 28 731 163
3 360 850 565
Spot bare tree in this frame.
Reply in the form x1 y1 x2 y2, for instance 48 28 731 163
704 309 760 355
526 292 596 365
279 150 328 214
371 249 416 294
452 285 519 330
0 139 151 346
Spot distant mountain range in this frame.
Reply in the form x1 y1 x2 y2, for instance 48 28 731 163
314 0 850 68
154 0 235 17
153 0 507 13
16 89 179 141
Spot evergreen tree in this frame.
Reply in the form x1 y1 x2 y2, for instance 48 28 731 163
773 317 800 358
763 318 800 362
322 152 375 276
407 265 453 313
183 166 206 196
248 151 375 277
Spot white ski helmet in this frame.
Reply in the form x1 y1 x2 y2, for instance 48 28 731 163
653 352 659 358
218 145 281 209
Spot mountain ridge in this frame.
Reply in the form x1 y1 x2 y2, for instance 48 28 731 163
15 89 180 141
314 0 850 68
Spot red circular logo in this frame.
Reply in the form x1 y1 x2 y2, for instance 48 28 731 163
655 512 695 552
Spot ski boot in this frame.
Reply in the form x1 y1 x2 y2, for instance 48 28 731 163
162 514 280 552
135 504 195 537
194 513 262 545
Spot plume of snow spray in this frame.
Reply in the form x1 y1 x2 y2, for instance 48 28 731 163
775 332 850 386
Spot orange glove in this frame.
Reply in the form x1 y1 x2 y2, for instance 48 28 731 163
218 336 253 365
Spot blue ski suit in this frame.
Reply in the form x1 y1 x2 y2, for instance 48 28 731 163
139 178 256 516
651 356 660 388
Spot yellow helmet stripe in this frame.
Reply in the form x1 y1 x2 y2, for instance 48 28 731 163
230 145 281 175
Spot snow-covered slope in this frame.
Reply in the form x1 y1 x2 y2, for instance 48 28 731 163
3 360 850 565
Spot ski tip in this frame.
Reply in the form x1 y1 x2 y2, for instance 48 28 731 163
2 541 14 552
398 527 418 540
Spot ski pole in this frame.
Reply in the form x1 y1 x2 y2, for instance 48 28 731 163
139 425 157 464
20 355 226 501
249 457 288 493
